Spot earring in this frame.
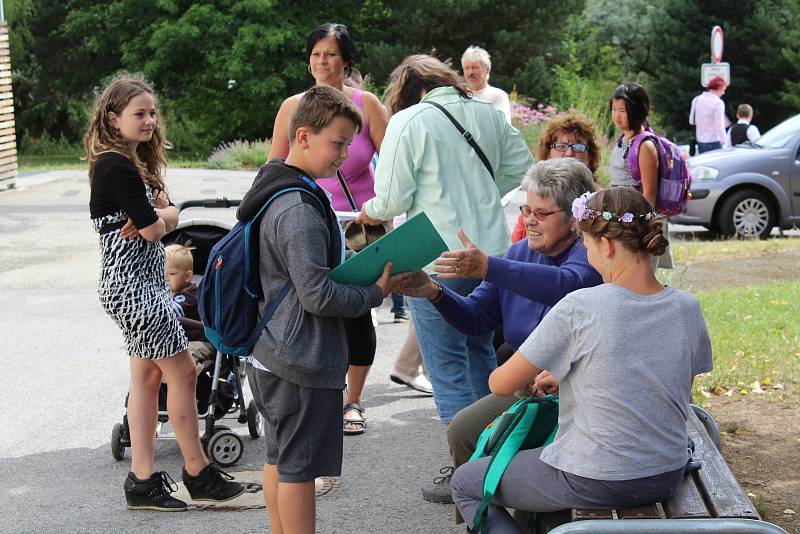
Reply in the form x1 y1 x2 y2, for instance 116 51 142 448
308 64 312 74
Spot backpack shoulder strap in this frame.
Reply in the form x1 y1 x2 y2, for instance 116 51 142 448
243 186 328 350
428 101 494 179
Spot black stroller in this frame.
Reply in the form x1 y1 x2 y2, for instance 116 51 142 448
110 199 262 467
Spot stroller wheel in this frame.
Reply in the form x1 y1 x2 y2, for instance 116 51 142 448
247 400 263 439
111 423 126 461
207 430 243 468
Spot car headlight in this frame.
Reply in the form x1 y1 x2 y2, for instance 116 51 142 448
691 166 719 182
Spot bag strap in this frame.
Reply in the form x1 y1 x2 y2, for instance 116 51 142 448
336 169 358 211
242 186 327 349
469 395 559 534
428 101 494 179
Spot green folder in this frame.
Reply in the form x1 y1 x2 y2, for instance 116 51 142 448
330 212 448 286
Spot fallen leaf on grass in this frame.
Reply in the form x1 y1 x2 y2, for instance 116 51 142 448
740 389 749 396
712 385 727 395
750 381 765 394
784 509 795 515
772 383 784 390
748 492 757 498
761 377 772 386
724 389 733 397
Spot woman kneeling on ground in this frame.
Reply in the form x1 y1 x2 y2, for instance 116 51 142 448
451 187 713 533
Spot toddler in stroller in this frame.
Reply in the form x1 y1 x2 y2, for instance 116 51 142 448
111 201 264 468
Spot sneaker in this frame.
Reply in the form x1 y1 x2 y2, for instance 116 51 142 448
393 310 410 322
124 471 187 512
390 370 434 395
421 466 454 504
182 463 246 502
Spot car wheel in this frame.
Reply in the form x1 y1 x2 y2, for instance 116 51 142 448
717 189 775 239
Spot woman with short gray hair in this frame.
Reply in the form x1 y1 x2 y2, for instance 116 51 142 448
396 158 602 508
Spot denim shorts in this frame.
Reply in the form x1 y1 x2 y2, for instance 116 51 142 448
247 366 343 482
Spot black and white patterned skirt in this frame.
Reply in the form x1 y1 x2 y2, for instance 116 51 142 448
94 211 188 359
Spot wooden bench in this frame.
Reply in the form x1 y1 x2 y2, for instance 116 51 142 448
535 408 789 533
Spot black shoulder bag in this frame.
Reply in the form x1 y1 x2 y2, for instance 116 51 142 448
428 101 495 180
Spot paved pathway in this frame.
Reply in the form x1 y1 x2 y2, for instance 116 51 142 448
0 169 461 533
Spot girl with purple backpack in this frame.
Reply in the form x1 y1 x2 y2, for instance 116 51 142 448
608 83 674 269
608 83 659 205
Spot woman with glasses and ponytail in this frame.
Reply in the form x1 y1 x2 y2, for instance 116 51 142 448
511 112 602 241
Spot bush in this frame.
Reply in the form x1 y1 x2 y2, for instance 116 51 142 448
206 139 272 170
18 132 83 156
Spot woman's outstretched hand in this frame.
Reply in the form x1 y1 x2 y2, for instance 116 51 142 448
433 229 489 279
392 270 439 300
355 205 384 226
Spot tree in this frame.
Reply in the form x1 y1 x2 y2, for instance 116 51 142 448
641 0 796 138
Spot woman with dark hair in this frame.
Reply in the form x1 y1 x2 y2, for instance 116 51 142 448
510 111 602 241
608 82 659 207
451 187 712 533
355 53 532 498
268 23 389 435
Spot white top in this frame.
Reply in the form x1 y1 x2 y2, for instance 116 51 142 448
472 85 512 124
689 92 727 145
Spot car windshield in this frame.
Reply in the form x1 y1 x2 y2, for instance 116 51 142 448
757 114 800 149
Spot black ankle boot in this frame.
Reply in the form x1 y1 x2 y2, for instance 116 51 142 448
124 471 187 511
182 463 246 502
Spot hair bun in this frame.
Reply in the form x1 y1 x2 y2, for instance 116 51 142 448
642 218 669 257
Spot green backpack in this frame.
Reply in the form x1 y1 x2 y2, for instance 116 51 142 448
467 394 560 534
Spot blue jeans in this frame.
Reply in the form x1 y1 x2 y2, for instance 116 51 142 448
408 276 496 423
390 292 406 314
697 141 722 153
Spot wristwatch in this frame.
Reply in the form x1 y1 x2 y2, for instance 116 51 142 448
430 281 444 303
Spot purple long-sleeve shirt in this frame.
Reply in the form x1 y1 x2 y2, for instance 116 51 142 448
433 238 602 350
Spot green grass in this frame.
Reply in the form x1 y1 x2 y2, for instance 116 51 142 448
671 238 800 263
694 281 800 401
18 154 208 174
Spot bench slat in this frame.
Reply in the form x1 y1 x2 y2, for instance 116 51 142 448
663 472 712 518
616 503 663 519
687 411 760 519
571 509 613 521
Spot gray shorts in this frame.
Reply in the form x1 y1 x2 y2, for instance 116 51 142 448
247 366 343 483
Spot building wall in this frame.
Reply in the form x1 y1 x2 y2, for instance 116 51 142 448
0 22 17 190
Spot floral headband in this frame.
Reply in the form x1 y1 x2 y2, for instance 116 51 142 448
571 191 656 223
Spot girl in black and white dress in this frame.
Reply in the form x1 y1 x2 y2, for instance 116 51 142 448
87 74 244 511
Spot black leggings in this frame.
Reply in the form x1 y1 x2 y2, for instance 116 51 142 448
344 311 376 366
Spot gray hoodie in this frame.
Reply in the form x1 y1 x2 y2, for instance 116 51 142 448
238 161 382 388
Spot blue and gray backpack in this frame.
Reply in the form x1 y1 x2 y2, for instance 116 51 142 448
197 183 325 356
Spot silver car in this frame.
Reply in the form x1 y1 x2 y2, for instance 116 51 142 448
671 114 800 238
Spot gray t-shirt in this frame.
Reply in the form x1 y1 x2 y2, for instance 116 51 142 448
609 139 637 187
519 284 713 480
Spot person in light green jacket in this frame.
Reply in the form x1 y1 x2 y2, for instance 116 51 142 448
356 54 532 503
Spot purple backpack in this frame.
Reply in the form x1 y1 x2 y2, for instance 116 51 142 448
620 128 692 216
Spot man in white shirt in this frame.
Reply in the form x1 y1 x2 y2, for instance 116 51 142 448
461 46 512 124
726 103 761 146
689 76 728 153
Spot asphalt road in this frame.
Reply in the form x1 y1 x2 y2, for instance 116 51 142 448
0 169 461 534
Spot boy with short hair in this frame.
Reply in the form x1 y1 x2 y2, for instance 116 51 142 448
727 103 761 146
237 85 404 533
